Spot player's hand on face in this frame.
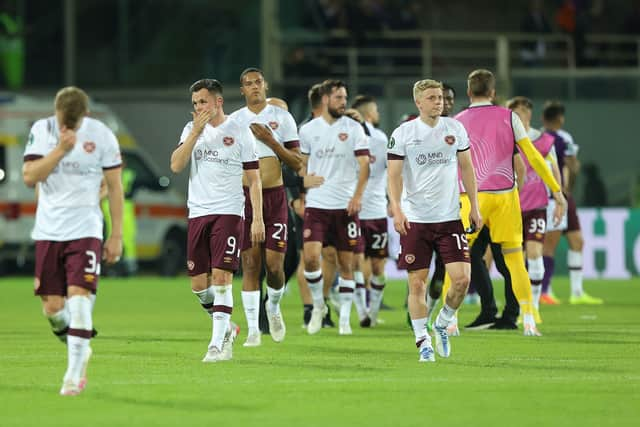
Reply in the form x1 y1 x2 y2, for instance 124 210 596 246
303 173 324 189
58 126 77 152
393 209 410 236
347 196 362 216
103 235 123 265
251 218 265 246
191 110 211 133
249 123 273 143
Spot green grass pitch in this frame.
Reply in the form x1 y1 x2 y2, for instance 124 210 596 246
0 275 638 427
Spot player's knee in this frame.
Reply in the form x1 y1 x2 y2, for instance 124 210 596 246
568 233 583 251
304 256 320 272
265 261 283 279
371 258 386 276
526 242 543 259
190 273 209 292
407 275 426 294
211 270 231 285
338 261 352 276
241 252 261 274
41 296 65 316
450 272 470 290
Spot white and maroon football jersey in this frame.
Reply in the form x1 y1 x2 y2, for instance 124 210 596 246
360 121 388 220
229 104 299 159
387 116 469 223
179 117 258 219
24 116 121 241
300 116 369 210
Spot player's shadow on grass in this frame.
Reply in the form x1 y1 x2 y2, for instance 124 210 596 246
88 391 252 412
446 359 627 374
234 358 388 372
98 335 201 343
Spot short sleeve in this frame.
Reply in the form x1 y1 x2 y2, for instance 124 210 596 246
101 126 122 170
281 111 300 149
511 112 528 141
387 127 405 159
241 126 259 169
299 123 311 155
178 122 193 145
353 123 369 156
23 120 50 161
560 131 579 156
455 121 470 152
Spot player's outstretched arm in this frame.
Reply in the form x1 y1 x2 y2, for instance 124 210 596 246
457 149 482 231
103 167 124 264
245 169 265 245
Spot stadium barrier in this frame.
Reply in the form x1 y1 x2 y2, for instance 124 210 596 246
385 208 640 279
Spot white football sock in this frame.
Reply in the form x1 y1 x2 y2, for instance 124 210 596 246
568 250 584 297
211 285 233 351
241 290 260 336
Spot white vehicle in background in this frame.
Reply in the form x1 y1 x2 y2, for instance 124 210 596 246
0 94 188 276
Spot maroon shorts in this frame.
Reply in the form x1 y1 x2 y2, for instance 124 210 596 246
303 207 360 252
565 194 581 233
243 186 288 252
187 214 244 275
360 218 389 258
522 209 547 243
397 220 470 271
34 238 103 296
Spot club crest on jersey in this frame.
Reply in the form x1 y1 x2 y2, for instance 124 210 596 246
338 133 348 142
405 254 415 264
445 135 456 145
223 136 235 146
83 141 96 153
268 121 279 130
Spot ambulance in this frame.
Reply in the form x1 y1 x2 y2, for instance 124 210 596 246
0 94 187 275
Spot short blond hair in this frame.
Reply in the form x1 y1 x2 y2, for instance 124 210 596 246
506 96 533 111
54 86 89 129
413 79 443 101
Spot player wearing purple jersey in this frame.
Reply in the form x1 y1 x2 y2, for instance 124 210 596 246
541 101 602 305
